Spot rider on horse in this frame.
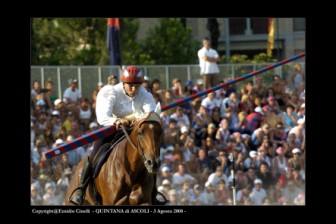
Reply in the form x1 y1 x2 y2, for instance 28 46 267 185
68 66 167 205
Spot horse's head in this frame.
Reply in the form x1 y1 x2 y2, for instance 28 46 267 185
132 112 162 173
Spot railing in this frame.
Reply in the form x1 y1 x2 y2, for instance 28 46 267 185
31 62 304 100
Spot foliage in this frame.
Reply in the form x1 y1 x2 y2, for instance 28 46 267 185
32 18 108 65
229 54 250 63
251 53 276 63
32 18 200 66
120 19 153 65
143 18 200 64
222 53 276 64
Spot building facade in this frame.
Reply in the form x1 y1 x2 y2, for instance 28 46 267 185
137 18 305 60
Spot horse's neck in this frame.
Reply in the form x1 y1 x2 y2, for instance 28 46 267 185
125 131 144 175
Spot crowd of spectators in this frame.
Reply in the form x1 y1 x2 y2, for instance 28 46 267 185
31 65 305 206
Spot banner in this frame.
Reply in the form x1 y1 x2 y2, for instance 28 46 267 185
107 18 121 65
267 18 275 57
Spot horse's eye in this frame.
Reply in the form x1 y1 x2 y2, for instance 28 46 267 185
137 130 143 137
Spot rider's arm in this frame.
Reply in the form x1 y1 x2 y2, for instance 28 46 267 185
96 86 118 126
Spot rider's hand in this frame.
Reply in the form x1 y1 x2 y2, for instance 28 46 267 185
115 118 130 130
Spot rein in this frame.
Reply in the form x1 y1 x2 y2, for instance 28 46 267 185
120 124 147 164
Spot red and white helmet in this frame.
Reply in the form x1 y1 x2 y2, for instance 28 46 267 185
121 66 144 83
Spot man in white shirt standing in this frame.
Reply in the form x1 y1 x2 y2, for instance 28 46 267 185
198 37 220 89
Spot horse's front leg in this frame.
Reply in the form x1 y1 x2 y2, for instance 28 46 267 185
129 184 152 205
129 184 143 205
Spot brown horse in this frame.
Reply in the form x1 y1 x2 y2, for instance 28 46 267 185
64 112 162 205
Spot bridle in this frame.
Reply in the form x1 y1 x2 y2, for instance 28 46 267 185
120 121 159 171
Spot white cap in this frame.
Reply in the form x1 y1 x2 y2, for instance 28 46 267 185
181 126 189 134
297 118 305 125
45 182 55 190
89 122 98 129
66 135 74 141
169 189 177 195
52 110 60 116
97 82 104 86
161 166 170 172
292 148 301 154
249 150 258 158
158 186 165 193
254 179 262 184
197 79 203 85
162 179 171 185
54 99 62 106
254 106 264 115
301 103 305 108
55 138 64 145
205 181 212 187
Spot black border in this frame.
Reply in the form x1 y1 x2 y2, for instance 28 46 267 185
25 16 322 219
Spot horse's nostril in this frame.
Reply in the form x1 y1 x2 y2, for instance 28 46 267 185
146 160 152 166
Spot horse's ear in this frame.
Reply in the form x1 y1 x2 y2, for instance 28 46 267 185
154 102 161 116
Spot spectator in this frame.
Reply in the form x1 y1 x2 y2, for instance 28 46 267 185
171 78 184 98
288 118 305 146
236 184 251 205
207 166 229 188
216 118 230 150
163 119 182 147
198 37 220 88
215 179 230 205
201 92 221 115
31 184 42 205
272 147 287 178
97 82 104 92
256 162 275 191
167 189 180 205
172 163 196 191
142 76 151 93
31 80 41 109
183 137 199 162
54 99 67 122
280 105 298 133
253 77 267 99
251 123 271 148
177 181 195 205
290 63 305 91
63 78 82 106
185 153 202 182
249 179 267 205
283 180 303 204
107 75 119 86
199 182 216 205
42 182 58 205
170 106 190 129
78 98 92 132
287 148 304 171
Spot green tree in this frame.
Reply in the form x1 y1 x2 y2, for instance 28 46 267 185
120 18 153 65
143 18 200 64
32 18 108 65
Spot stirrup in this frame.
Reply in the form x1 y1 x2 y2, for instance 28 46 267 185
68 187 85 205
152 191 169 205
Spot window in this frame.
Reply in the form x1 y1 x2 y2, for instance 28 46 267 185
229 18 246 35
293 18 305 31
251 18 268 34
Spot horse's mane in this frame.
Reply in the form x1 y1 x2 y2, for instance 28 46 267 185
131 112 162 128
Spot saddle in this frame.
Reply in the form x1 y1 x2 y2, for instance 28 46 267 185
88 131 128 204
91 134 126 178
